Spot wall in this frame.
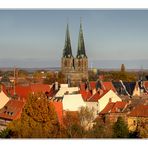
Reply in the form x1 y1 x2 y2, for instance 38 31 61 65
98 90 122 112
63 94 86 111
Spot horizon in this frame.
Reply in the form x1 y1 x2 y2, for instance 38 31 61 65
1 10 148 68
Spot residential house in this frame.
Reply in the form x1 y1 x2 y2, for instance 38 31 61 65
127 104 148 132
54 84 79 101
0 89 10 109
112 81 140 97
99 101 128 123
0 99 25 131
62 94 86 111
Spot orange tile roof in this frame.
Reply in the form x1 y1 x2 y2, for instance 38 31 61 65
100 101 127 114
128 104 148 117
50 102 63 125
99 102 115 114
80 90 92 101
89 81 96 90
79 83 86 90
144 81 148 89
0 99 25 120
87 90 109 102
30 84 51 93
111 101 127 113
102 82 116 92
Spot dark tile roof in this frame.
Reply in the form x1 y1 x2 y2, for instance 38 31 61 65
112 82 136 96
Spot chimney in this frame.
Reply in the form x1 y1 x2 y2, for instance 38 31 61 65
55 82 58 91
109 98 112 103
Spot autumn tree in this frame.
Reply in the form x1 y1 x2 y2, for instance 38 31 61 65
62 111 85 138
113 117 129 138
18 69 28 78
87 118 113 138
78 106 95 130
8 93 60 138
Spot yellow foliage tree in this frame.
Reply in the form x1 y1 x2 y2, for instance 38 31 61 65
8 93 60 138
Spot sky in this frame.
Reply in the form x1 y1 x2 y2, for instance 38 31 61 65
0 10 148 69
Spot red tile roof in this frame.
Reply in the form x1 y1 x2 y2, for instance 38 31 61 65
79 83 86 90
0 99 25 120
8 84 52 101
1 84 7 95
50 102 63 125
144 81 148 89
100 101 127 114
80 90 92 101
128 104 148 117
99 102 115 114
102 82 116 92
30 84 51 93
87 90 109 102
89 81 96 90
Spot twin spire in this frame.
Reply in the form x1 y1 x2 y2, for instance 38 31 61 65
63 21 87 58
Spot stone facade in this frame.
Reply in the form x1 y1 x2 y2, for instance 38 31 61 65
61 23 88 86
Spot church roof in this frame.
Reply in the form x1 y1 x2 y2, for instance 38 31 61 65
63 24 73 58
76 21 87 58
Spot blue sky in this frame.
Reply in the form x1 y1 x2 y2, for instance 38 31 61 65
0 10 148 69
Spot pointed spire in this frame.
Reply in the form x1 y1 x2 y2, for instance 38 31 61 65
77 19 87 58
63 23 73 58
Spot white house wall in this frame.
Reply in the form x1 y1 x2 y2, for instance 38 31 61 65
63 94 86 111
0 91 10 109
55 84 79 98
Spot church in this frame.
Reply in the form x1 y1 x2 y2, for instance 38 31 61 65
61 22 88 86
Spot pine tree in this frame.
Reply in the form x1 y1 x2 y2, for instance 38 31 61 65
113 117 129 138
8 93 60 138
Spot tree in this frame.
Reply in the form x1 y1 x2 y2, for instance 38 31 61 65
0 128 11 138
78 106 95 130
62 111 85 138
8 93 60 138
18 69 28 78
87 119 113 138
113 117 129 138
121 64 125 73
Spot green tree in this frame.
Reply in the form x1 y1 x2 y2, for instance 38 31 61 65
87 118 113 138
113 117 129 138
0 128 11 138
8 93 60 138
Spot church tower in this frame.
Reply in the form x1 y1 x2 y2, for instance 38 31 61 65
61 24 74 74
61 21 88 86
